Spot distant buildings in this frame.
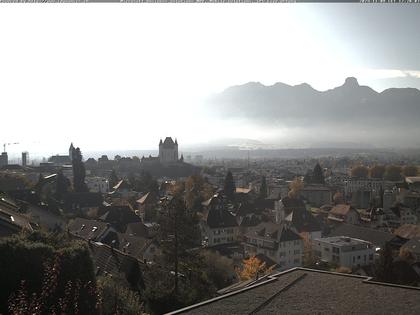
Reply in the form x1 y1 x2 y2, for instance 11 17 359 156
0 152 8 167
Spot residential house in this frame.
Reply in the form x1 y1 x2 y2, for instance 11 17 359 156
136 191 158 222
328 204 360 224
68 217 113 241
244 222 304 270
85 176 109 193
274 196 306 223
284 207 322 240
201 194 239 247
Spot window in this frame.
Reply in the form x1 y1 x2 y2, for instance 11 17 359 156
279 251 286 257
353 256 355 263
369 254 373 260
332 247 339 254
293 258 300 264
294 250 300 255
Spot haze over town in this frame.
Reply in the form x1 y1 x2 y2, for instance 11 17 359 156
1 4 420 157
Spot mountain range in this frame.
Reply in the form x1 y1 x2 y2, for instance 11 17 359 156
207 77 420 148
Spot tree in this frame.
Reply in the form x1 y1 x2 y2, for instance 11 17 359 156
185 175 214 211
97 275 144 315
312 163 325 184
159 196 201 295
369 165 386 179
259 176 267 199
384 165 402 181
129 171 159 194
200 251 236 290
351 165 368 178
55 170 70 201
402 165 418 177
374 243 394 283
236 256 273 281
145 196 213 313
1 232 98 314
223 171 235 201
108 169 119 190
288 177 303 199
71 147 88 192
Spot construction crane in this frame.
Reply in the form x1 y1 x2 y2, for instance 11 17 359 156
3 142 19 153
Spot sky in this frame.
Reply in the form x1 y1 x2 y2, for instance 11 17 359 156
0 4 419 158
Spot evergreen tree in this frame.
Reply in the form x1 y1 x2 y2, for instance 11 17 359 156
55 170 70 201
224 171 235 201
259 176 267 199
312 163 325 184
109 169 119 189
375 243 394 283
71 147 88 192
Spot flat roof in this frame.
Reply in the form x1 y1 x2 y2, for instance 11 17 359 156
314 236 372 247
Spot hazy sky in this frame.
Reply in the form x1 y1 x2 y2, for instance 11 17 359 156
1 4 419 157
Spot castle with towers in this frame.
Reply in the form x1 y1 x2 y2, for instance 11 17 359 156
141 137 183 165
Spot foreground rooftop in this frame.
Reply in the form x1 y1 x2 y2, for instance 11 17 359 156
168 268 420 315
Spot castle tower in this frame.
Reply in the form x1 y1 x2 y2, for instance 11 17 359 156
69 143 75 161
159 137 178 164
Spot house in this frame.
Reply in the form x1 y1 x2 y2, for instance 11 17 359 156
63 192 104 213
0 201 34 237
136 191 158 222
244 222 304 270
390 203 418 226
110 180 132 198
394 224 420 239
300 185 331 207
201 195 239 247
312 236 375 269
85 176 109 193
67 217 112 241
274 196 306 223
167 268 420 315
98 204 142 233
328 204 360 224
284 207 322 240
100 230 160 262
88 241 145 289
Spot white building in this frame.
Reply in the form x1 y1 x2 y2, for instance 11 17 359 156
86 176 109 193
244 222 304 271
312 236 375 269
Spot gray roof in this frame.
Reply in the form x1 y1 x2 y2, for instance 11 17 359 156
68 217 109 241
168 268 420 315
328 223 394 248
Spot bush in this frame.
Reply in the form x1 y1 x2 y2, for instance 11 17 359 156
0 232 98 314
97 276 144 315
